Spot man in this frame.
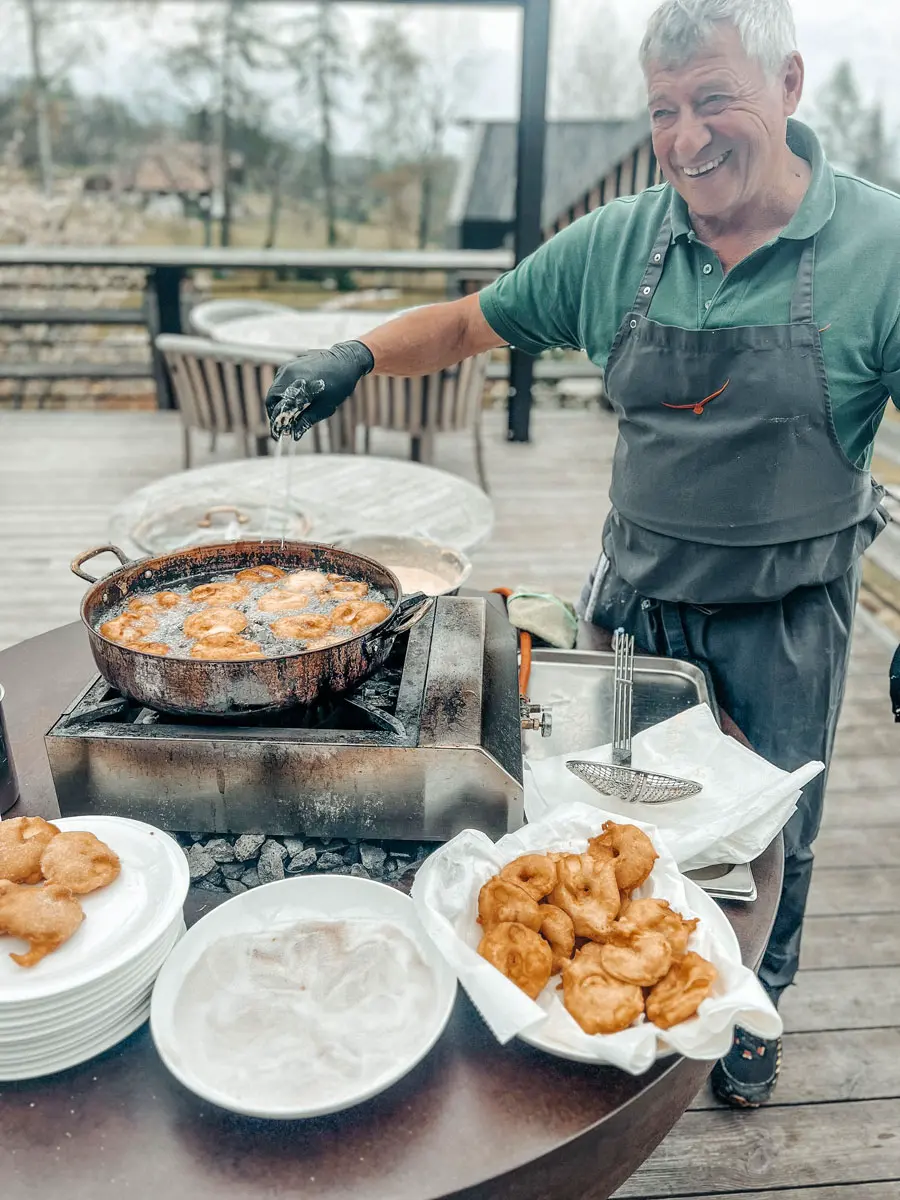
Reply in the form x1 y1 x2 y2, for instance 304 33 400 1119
266 0 900 1107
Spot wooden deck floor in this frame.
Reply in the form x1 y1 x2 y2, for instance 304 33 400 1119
1 407 898 1198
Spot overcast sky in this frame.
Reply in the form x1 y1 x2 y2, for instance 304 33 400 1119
2 1 897 147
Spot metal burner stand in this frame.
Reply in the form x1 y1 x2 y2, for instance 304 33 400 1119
45 597 525 843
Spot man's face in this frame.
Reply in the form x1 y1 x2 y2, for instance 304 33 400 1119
646 24 804 224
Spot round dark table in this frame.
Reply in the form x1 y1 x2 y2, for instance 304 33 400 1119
0 623 783 1200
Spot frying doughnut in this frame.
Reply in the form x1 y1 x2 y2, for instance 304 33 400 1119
190 632 265 661
327 575 369 600
99 612 156 645
538 903 576 974
616 897 699 958
304 635 344 650
550 852 620 941
133 641 170 657
0 816 60 885
127 592 181 617
499 854 558 902
271 614 333 640
40 830 121 895
257 589 310 613
477 877 542 932
561 943 644 1035
281 570 332 594
236 564 285 584
330 600 391 632
189 582 248 605
477 921 553 1000
183 607 248 638
0 880 84 968
588 821 659 894
599 929 673 987
645 951 718 1030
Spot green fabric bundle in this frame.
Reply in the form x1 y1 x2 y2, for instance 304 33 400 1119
505 589 578 650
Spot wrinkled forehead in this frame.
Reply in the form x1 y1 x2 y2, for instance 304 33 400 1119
644 24 769 101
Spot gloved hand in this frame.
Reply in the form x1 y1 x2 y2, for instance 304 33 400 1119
265 340 375 440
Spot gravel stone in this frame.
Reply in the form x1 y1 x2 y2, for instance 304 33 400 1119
240 866 260 889
234 834 266 862
187 844 216 881
342 845 359 865
287 848 318 873
206 868 224 886
188 832 206 843
262 838 288 862
195 878 226 892
257 841 286 884
316 851 345 871
204 838 236 864
359 845 387 873
225 878 248 895
283 837 306 857
349 864 370 879
220 862 245 879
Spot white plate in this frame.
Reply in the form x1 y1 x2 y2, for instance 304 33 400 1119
151 876 457 1119
0 915 185 1027
0 998 151 1081
0 920 184 1043
0 816 188 1002
517 877 740 1064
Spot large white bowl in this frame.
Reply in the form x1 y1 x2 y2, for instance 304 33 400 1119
151 875 457 1119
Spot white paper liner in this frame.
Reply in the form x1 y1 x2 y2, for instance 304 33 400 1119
411 802 783 1076
524 704 824 871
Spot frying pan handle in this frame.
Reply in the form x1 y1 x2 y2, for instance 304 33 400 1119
70 545 134 583
381 592 435 637
197 505 251 528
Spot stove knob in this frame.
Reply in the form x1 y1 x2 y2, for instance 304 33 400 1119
539 708 553 738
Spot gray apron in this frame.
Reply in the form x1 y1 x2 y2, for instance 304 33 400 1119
581 214 877 1001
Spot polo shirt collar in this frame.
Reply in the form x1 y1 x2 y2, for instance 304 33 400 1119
668 118 836 242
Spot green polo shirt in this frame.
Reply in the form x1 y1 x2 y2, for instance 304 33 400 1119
480 119 900 468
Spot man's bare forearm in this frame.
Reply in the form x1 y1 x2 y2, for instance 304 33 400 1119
359 294 506 377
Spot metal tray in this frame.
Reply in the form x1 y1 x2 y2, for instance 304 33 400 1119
523 648 719 763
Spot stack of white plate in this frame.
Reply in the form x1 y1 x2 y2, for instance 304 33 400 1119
0 815 189 1081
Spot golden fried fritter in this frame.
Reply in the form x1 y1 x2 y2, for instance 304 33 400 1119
499 853 558 902
0 816 60 885
561 943 644 1035
0 879 84 967
550 852 620 941
646 951 718 1030
616 897 699 958
538 903 576 974
477 920 553 999
600 928 673 987
587 821 659 894
39 830 121 895
477 877 543 932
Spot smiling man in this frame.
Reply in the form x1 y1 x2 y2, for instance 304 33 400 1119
265 0 900 1107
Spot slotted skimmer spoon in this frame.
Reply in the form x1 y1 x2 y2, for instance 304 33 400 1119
566 628 703 805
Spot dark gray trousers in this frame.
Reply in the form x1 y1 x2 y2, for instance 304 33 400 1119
580 557 860 1003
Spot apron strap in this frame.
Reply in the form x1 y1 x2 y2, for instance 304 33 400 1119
631 213 674 318
891 642 900 722
789 237 818 326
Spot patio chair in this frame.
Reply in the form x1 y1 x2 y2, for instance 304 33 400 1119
347 353 491 493
154 334 345 468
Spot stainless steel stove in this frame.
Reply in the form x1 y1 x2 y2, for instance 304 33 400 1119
45 596 530 844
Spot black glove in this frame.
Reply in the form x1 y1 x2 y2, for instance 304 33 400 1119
265 340 375 440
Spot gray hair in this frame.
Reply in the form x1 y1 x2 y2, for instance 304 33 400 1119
640 0 798 77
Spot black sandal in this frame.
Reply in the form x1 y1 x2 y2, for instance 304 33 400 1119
710 1026 782 1108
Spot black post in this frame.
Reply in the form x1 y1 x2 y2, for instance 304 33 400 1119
508 0 550 443
145 266 186 410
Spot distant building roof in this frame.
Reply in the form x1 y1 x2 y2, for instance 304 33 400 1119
121 142 244 195
449 115 652 232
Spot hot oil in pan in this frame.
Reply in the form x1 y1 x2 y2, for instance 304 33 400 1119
103 574 390 659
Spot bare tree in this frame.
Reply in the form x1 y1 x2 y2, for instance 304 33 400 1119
166 0 276 246
550 0 644 119
283 0 352 249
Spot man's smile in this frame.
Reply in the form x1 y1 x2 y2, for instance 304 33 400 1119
682 150 732 178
